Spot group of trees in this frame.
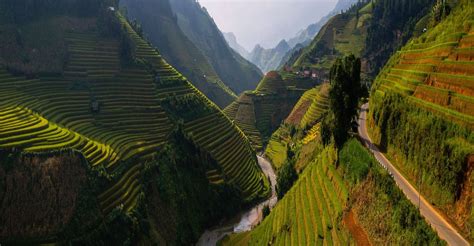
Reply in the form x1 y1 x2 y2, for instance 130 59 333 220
365 0 435 76
321 54 363 148
276 146 298 199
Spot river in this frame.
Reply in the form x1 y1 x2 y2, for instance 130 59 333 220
196 155 277 246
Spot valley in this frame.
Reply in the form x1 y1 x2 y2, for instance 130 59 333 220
0 0 472 245
198 156 277 246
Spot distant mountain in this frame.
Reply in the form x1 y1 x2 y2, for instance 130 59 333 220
120 0 236 108
288 0 358 48
223 32 250 59
277 42 308 70
169 0 263 94
249 0 358 73
248 40 291 73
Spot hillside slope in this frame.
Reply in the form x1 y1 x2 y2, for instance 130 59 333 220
169 0 263 94
369 0 474 239
291 1 372 76
0 3 268 244
119 0 236 108
287 0 358 48
224 71 317 151
289 0 435 80
222 141 443 245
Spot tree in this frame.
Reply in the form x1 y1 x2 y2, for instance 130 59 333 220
326 54 362 148
276 160 298 199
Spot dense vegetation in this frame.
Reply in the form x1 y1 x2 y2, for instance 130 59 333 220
369 0 473 238
141 127 244 245
222 139 443 245
291 0 371 74
222 146 352 245
340 140 444 245
365 0 435 76
276 152 298 199
321 55 363 147
290 0 436 82
0 2 269 244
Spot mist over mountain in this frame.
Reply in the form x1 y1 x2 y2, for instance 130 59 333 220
239 0 358 73
223 32 250 59
199 0 337 50
248 40 291 73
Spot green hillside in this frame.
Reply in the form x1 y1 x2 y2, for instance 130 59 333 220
223 71 317 150
222 140 443 245
265 83 329 169
292 1 371 75
222 147 351 245
0 4 268 244
369 0 474 239
120 0 237 108
290 0 435 80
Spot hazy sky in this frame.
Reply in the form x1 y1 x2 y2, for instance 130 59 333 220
198 0 337 51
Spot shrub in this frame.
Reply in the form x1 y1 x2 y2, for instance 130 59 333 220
276 159 298 199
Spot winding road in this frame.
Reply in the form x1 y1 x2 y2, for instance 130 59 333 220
358 103 470 246
196 156 277 246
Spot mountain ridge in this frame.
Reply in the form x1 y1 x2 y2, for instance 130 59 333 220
169 0 263 94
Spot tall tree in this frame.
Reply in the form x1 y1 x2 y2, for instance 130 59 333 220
323 54 362 148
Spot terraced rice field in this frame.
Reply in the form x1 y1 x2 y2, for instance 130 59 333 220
224 94 263 151
264 128 288 169
374 5 474 128
222 148 350 245
0 12 267 215
299 84 330 129
285 88 319 126
0 27 172 212
115 13 268 199
302 123 321 145
184 113 267 200
255 71 286 94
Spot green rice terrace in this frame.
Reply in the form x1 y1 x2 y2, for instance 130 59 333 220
0 6 268 244
222 139 444 245
372 4 474 128
221 147 351 245
369 0 474 240
1 0 473 245
224 71 317 150
266 84 330 169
